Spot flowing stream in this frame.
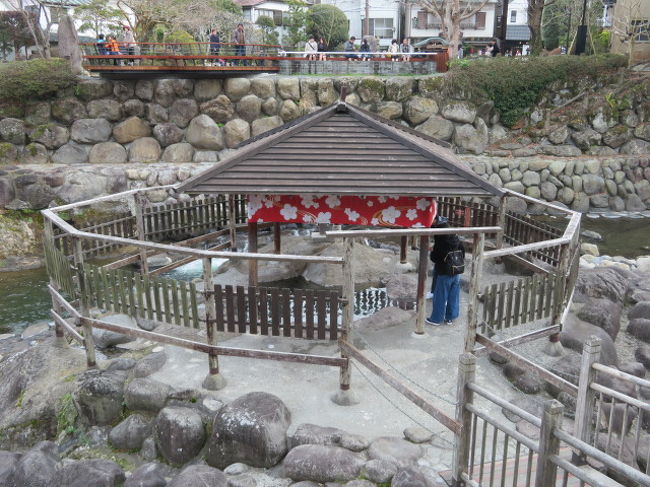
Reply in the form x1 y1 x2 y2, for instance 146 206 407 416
1 216 649 335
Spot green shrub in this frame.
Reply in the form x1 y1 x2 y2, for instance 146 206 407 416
0 58 77 102
446 54 628 127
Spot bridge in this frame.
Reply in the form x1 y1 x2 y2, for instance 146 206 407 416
80 42 449 78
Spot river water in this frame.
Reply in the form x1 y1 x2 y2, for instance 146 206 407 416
1 216 649 335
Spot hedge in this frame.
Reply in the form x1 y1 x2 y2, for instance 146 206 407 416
446 54 628 127
0 58 77 102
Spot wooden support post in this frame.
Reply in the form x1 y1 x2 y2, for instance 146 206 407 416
464 233 485 353
535 400 564 487
202 257 226 390
333 237 358 406
400 235 407 264
44 219 64 341
451 353 476 486
73 236 96 368
573 336 601 463
134 192 149 275
228 195 237 251
545 243 571 356
415 235 430 335
496 196 507 250
273 222 281 254
248 222 259 286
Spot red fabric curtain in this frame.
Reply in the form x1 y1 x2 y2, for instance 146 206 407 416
248 194 436 228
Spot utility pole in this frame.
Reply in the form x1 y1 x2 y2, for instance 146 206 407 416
364 0 370 37
574 0 589 54
500 0 509 53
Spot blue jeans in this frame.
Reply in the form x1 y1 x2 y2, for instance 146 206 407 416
428 273 460 323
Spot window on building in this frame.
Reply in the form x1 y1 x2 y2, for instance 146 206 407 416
632 19 650 41
417 10 427 29
475 11 486 29
257 9 283 26
510 10 517 23
369 18 394 39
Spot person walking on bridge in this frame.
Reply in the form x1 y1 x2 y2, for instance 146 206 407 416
233 23 246 65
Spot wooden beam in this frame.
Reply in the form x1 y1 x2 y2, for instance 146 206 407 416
133 192 149 275
340 238 355 391
274 222 281 254
45 185 175 213
324 226 501 239
475 334 578 396
50 309 84 344
483 236 571 260
415 235 429 335
248 222 258 286
78 316 346 366
400 235 407 264
465 233 485 352
148 241 231 277
340 339 462 434
472 325 561 357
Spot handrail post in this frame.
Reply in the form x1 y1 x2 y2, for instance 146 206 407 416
573 336 601 464
248 221 258 286
133 191 149 275
535 400 564 487
202 257 226 390
496 195 507 250
400 235 408 264
228 195 237 251
44 218 65 342
544 241 570 356
452 353 476 486
333 237 359 406
464 233 485 353
415 235 430 335
73 236 96 368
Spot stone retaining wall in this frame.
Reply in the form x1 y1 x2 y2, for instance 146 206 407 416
0 75 649 211
278 60 438 75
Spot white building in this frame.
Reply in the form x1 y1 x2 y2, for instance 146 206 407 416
236 0 293 43
404 0 498 49
321 0 402 49
500 0 530 50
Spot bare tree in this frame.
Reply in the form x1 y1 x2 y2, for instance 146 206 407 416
2 0 65 58
609 0 649 67
528 0 560 55
412 0 491 59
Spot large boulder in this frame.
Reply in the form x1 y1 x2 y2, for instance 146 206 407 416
289 424 368 451
89 142 127 164
0 118 26 145
29 124 69 149
224 119 250 148
51 97 87 124
376 101 403 120
75 370 128 425
109 413 152 450
186 115 224 150
161 142 194 163
91 314 137 348
560 315 618 366
385 78 413 102
629 302 650 321
442 101 477 124
391 467 429 487
153 123 184 147
124 378 172 413
236 95 262 122
574 267 630 304
205 391 291 468
575 298 622 340
277 78 301 101
453 123 487 155
367 437 423 468
168 465 227 487
169 98 199 128
283 445 365 482
0 451 21 486
194 79 223 101
13 441 60 487
87 99 122 122
628 319 650 342
52 142 89 164
113 117 151 144
135 80 154 101
200 95 235 123
225 78 252 102
404 97 438 125
54 459 125 487
251 78 276 99
363 458 398 483
415 116 454 141
128 137 161 163
70 119 112 144
251 116 283 137
155 406 206 465
124 462 169 487
75 79 113 101
279 99 301 121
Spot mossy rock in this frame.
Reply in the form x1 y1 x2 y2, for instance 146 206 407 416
357 77 385 104
0 142 18 163
0 100 25 119
418 76 444 98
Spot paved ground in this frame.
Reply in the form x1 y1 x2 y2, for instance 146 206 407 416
147 269 536 471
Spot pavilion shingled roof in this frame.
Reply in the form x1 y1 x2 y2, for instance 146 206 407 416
177 102 504 197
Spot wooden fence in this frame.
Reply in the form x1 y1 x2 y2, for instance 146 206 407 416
480 272 566 332
504 212 564 266
44 239 76 296
436 196 499 229
78 264 202 329
210 285 340 340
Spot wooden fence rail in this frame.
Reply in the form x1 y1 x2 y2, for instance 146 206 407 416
44 238 76 296
210 284 341 340
504 212 564 266
78 264 201 329
481 272 566 332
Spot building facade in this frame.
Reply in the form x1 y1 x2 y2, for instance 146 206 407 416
610 0 650 63
236 0 292 44
321 0 402 49
403 0 497 50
